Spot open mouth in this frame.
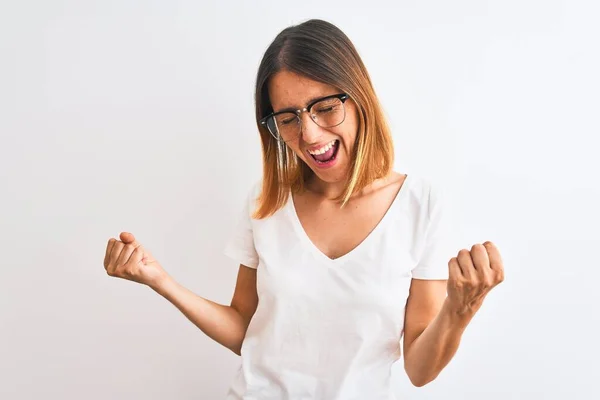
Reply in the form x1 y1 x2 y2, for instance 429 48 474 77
308 140 340 164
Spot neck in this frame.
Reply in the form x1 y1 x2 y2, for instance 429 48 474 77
304 171 396 201
305 173 350 200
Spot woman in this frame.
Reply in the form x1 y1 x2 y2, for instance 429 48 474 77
103 19 504 399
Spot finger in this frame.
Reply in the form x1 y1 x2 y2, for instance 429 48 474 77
448 257 463 281
470 244 491 276
109 241 125 269
120 232 141 247
484 241 505 284
104 238 117 269
483 241 503 271
457 249 476 281
130 246 144 266
116 243 137 267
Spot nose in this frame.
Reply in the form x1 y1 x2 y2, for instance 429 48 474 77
299 111 322 143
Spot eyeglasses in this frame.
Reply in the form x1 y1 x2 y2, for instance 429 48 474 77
260 93 349 142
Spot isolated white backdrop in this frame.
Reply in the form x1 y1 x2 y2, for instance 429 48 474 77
1 1 599 399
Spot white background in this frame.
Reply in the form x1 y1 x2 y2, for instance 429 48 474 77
1 0 598 399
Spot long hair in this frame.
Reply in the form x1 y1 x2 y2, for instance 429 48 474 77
253 19 394 219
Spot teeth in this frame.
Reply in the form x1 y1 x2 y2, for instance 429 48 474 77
308 140 337 155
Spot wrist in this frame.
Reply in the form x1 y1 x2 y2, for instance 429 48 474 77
149 273 175 295
442 297 480 328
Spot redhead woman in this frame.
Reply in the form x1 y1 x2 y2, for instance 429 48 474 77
103 19 504 400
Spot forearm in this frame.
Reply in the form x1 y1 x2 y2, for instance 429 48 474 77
403 297 476 386
151 276 248 355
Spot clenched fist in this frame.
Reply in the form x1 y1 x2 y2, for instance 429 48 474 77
447 241 505 316
104 232 167 287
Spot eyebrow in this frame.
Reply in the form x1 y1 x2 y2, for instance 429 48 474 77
273 93 337 114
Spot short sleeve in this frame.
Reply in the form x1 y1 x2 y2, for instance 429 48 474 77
223 182 260 269
411 181 457 280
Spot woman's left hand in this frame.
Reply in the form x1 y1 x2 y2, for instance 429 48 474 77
447 241 505 316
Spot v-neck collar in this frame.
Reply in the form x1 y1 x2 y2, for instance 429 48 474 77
286 174 411 266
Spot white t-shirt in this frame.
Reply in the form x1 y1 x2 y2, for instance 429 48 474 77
223 173 456 400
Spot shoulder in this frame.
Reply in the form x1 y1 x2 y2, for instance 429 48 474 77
403 174 447 216
239 178 262 204
244 178 267 220
249 178 262 200
229 177 263 219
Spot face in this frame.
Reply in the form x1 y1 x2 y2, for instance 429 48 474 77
267 70 359 185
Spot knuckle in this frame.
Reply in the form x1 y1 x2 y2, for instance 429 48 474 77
471 243 484 251
458 249 470 258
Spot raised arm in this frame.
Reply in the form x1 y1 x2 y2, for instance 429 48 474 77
104 232 258 355
152 264 258 355
402 242 505 386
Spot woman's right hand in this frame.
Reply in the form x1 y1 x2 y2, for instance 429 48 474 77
104 232 168 288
